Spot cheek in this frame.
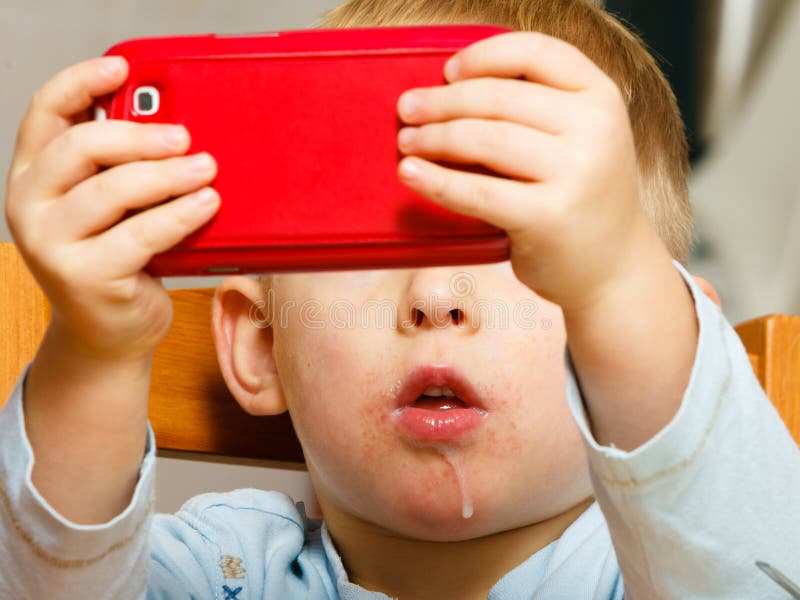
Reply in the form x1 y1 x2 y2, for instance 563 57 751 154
476 310 576 466
274 324 392 467
481 360 568 467
357 375 396 464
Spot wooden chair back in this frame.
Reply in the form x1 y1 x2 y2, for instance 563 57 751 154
1 242 798 464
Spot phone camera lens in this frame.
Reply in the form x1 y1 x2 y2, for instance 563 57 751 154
133 86 160 116
139 92 153 112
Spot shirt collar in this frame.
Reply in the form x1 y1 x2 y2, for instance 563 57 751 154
318 502 613 600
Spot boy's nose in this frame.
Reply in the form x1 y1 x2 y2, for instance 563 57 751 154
400 267 479 332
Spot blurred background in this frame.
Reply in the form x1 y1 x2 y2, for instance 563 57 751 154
1 1 798 512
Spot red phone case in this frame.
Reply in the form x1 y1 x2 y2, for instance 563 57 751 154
96 25 511 276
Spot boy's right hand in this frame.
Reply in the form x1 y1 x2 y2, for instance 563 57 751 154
5 55 219 362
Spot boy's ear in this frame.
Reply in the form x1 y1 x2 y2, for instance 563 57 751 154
691 275 722 309
212 276 287 416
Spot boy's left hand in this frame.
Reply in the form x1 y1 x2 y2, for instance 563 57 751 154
396 31 664 314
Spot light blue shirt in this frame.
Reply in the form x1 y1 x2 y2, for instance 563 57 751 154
1 262 798 599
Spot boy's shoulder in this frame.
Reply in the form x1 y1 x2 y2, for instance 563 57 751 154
151 488 323 553
163 487 319 532
148 490 340 597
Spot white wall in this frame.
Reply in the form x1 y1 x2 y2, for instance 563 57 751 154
2 2 798 514
689 1 800 323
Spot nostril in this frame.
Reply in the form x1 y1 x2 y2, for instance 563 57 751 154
408 307 466 327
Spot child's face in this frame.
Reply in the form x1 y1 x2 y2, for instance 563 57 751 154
264 262 592 541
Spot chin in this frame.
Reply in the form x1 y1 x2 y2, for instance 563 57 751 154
372 482 502 542
386 512 484 542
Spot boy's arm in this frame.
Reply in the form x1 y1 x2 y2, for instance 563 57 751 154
0 363 155 598
560 241 697 452
566 262 800 598
23 324 153 524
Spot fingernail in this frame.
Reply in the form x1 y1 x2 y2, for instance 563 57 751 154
187 153 214 174
192 188 218 207
398 127 417 152
164 126 188 148
99 56 125 78
444 56 460 80
398 92 419 119
399 158 422 181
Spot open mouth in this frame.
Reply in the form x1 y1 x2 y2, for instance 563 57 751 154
393 366 488 441
412 386 467 410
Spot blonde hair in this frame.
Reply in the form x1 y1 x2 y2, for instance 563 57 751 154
313 0 693 263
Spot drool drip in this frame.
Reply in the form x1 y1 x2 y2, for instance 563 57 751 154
435 446 473 519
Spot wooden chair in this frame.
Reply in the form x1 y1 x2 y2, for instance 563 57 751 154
1 241 799 467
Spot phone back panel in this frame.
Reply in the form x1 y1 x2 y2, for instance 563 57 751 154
98 26 511 275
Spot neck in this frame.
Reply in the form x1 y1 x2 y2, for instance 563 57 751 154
321 496 594 600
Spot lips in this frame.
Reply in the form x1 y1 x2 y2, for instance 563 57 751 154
392 365 488 441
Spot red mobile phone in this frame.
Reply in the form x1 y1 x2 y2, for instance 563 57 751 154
95 25 512 276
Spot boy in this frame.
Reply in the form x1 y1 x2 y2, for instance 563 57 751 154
1 0 798 597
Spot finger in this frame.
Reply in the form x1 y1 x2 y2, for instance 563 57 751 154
398 119 564 182
398 156 533 233
26 120 191 197
398 77 577 134
55 152 218 240
86 187 220 277
10 56 129 177
445 32 608 92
